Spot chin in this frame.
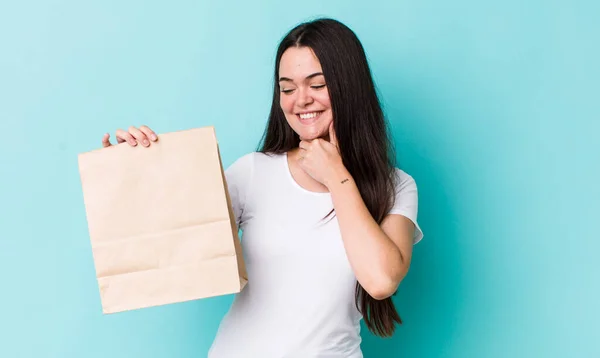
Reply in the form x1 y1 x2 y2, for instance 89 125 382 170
297 127 327 141
292 120 332 141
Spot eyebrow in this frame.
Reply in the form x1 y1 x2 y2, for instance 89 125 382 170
278 72 324 82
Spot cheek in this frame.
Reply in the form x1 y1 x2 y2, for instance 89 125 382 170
280 96 295 114
316 91 332 109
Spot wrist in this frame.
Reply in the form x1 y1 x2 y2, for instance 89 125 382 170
325 165 352 190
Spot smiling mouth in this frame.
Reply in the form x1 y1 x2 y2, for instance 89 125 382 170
296 111 324 123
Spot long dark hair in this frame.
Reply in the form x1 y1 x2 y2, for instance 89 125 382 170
257 18 402 337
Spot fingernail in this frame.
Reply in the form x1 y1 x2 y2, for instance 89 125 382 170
151 134 157 141
143 139 149 146
130 140 137 146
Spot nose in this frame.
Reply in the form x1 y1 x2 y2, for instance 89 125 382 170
296 87 314 107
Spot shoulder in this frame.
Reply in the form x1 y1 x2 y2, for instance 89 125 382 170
225 151 282 172
224 153 255 189
226 152 256 170
392 167 418 193
390 167 423 244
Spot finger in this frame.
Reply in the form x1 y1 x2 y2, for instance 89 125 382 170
128 126 150 147
296 144 307 160
102 133 112 147
297 152 306 163
139 125 158 142
328 121 338 147
299 140 310 150
116 128 137 146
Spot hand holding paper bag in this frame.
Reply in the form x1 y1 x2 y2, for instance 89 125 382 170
101 125 159 148
78 126 247 314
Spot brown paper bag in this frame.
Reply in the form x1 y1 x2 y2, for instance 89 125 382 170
77 126 247 314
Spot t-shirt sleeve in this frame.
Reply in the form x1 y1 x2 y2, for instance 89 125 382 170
389 169 424 244
224 152 255 228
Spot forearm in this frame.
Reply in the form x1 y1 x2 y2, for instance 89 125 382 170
326 167 406 298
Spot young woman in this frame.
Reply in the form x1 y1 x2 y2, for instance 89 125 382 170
101 18 423 358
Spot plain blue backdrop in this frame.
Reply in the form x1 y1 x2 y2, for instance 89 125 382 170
1 1 598 357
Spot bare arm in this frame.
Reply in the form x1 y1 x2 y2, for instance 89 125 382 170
325 167 416 300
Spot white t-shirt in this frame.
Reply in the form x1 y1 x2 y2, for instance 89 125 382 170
208 151 423 358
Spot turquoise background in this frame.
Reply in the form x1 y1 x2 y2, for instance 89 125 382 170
1 0 598 357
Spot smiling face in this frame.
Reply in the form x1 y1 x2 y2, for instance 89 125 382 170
278 46 333 141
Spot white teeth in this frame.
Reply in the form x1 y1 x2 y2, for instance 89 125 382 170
299 112 320 119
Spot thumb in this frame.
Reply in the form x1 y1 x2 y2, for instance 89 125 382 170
102 133 112 147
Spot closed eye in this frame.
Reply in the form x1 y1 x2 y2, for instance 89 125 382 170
281 84 325 95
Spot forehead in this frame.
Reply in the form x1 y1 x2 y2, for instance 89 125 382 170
279 46 323 78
